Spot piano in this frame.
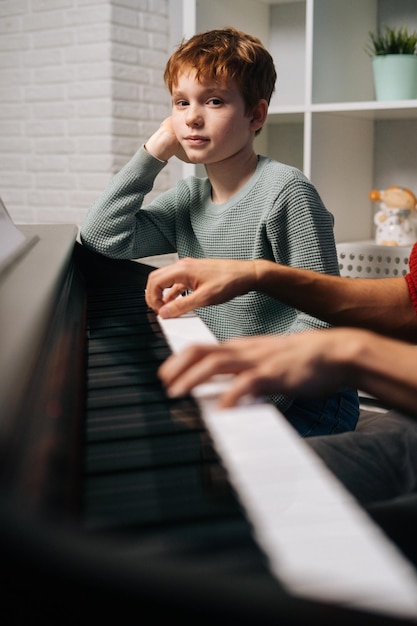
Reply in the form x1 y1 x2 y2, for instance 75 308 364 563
1 222 417 625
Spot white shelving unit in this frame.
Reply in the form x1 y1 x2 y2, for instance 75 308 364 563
170 0 417 242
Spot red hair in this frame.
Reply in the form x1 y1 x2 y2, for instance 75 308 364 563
164 27 277 114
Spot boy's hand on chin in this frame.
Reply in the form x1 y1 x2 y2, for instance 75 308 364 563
146 117 188 162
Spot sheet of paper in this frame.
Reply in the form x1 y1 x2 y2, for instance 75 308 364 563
0 198 27 265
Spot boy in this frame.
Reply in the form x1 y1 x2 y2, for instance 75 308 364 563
80 27 358 436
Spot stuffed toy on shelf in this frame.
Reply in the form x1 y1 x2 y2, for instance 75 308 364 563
370 185 417 246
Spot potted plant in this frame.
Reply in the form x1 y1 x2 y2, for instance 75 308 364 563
365 25 417 101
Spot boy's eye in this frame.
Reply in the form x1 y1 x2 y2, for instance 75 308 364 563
175 99 189 107
207 98 222 105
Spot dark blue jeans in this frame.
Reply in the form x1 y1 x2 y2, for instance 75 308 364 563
283 388 359 437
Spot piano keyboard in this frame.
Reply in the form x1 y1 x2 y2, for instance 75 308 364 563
158 315 417 620
83 282 417 621
83 284 272 580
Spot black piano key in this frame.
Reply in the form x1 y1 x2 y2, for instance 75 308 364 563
87 321 162 339
86 430 216 474
86 385 167 410
87 288 148 305
87 290 149 305
84 462 240 530
87 304 150 319
87 333 167 354
87 290 155 328
86 400 202 442
86 309 152 324
87 365 159 389
141 516 262 559
87 347 170 367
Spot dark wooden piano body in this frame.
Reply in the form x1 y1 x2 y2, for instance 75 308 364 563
0 224 415 625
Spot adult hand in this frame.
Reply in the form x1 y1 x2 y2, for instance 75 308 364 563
158 328 355 407
145 257 257 318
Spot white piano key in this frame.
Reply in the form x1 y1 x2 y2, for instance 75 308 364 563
204 404 417 618
159 314 417 619
157 313 217 348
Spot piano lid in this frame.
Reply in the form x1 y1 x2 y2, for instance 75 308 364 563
0 223 78 443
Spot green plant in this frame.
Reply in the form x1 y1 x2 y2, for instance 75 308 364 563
365 25 417 57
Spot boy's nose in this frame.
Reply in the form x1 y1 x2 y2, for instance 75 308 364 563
185 105 203 127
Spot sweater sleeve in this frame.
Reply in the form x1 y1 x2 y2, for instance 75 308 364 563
266 174 338 333
267 174 338 273
405 243 417 314
80 146 177 259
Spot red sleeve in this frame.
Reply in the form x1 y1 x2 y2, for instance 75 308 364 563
405 243 417 314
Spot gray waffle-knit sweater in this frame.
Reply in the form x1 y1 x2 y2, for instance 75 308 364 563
81 147 340 412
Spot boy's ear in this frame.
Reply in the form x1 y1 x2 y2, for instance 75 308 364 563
250 99 268 131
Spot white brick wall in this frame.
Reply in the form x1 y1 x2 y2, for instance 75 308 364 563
0 0 172 226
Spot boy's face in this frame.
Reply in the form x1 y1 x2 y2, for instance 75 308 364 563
170 69 257 165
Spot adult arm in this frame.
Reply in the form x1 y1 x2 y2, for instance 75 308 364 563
145 256 417 341
158 327 417 419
